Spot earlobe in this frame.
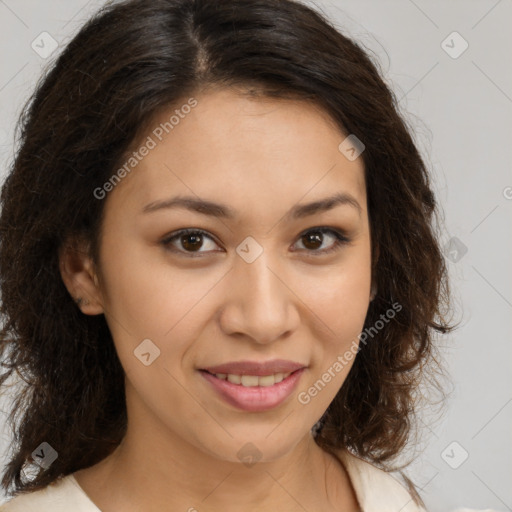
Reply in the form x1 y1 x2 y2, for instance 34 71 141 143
370 282 377 301
58 238 104 315
370 242 379 301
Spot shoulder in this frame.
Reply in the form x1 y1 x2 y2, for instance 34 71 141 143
335 449 426 512
0 474 100 512
335 450 502 512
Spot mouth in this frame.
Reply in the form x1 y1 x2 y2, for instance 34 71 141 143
202 368 298 386
199 367 306 412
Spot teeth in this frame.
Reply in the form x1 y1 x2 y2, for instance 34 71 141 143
215 372 292 387
227 374 241 384
258 375 275 387
241 375 259 387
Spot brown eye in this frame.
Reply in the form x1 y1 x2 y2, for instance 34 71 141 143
162 229 220 257
293 228 350 255
161 227 350 258
301 231 324 250
181 232 204 252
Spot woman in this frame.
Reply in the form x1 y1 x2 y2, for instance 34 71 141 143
0 0 488 510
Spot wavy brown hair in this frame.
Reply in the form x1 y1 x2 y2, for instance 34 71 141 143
0 0 456 500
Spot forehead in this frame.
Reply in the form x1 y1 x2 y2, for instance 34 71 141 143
107 89 367 221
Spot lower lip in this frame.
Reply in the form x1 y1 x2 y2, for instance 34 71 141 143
199 369 305 412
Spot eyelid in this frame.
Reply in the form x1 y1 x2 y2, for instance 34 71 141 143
161 228 220 258
293 227 351 256
161 226 351 257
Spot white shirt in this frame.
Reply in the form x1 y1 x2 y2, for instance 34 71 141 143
0 450 499 512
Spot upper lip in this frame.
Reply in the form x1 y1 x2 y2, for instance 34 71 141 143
201 359 306 376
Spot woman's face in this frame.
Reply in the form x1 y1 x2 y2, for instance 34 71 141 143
90 88 373 463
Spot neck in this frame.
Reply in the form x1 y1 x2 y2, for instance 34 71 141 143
74 384 359 511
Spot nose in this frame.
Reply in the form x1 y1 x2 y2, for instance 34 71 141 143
217 249 300 345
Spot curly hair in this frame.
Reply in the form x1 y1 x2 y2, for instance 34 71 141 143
0 0 456 499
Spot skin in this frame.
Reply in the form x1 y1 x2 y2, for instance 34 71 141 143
60 87 376 512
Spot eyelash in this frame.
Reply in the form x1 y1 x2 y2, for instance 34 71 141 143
161 227 351 258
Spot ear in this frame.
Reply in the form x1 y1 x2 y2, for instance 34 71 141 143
370 282 377 301
370 242 379 302
58 236 104 315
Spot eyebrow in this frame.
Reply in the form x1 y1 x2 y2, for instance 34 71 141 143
142 192 362 220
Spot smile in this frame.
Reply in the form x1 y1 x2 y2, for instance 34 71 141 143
211 372 292 387
199 368 305 412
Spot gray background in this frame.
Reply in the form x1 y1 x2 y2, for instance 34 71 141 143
0 1 511 510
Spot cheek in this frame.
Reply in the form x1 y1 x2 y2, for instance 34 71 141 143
301 257 371 337
99 226 371 355
294 263 371 413
97 237 226 377
99 236 200 332
297 255 372 406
